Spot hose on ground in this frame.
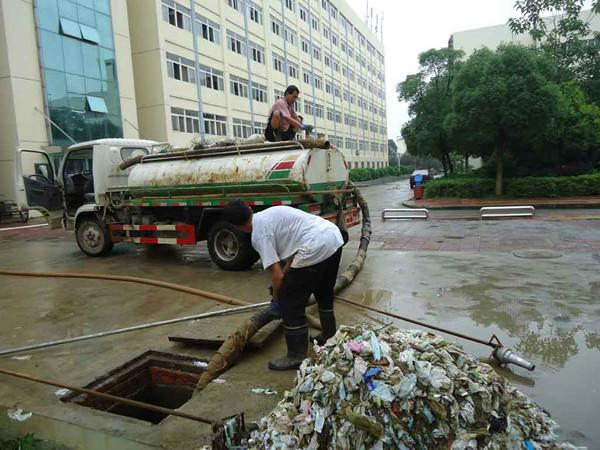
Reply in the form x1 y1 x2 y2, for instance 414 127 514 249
195 182 371 392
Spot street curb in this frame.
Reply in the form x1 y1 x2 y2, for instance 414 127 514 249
402 199 600 210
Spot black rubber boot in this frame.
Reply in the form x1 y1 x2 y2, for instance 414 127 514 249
311 309 337 346
268 325 308 371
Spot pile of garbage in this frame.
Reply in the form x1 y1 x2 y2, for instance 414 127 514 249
250 325 569 450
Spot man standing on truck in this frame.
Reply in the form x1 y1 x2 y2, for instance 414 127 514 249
223 200 344 371
265 85 303 142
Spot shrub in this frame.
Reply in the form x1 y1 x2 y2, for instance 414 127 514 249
424 177 496 198
424 172 600 198
348 166 411 182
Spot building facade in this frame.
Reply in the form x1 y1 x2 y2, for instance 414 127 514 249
127 0 387 170
0 0 387 205
450 9 599 57
0 0 138 204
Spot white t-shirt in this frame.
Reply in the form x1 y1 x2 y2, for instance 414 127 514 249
251 206 344 269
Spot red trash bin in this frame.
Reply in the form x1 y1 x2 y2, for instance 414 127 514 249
413 186 424 200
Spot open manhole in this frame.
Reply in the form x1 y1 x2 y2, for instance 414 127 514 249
62 350 207 424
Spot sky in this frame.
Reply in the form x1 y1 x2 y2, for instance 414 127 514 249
344 0 594 141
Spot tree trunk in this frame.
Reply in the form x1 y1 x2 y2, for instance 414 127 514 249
464 155 469 171
446 151 454 174
441 155 448 176
495 134 507 196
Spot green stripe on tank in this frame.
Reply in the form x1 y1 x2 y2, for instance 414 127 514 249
268 170 291 180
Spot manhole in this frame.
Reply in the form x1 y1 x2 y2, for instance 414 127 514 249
513 249 563 259
62 351 207 424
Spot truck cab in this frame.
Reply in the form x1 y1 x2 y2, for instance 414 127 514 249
16 139 161 230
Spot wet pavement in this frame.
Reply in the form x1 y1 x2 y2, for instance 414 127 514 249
0 180 599 448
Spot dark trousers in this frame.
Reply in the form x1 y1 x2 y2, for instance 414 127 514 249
279 247 343 328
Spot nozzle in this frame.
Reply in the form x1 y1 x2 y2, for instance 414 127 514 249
493 346 536 371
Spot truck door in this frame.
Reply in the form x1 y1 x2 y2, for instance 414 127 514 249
16 149 63 226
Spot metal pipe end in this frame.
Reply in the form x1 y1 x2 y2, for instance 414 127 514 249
493 346 536 371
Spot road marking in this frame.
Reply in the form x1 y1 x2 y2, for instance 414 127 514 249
0 223 48 232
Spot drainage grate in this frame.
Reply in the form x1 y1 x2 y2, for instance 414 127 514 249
62 350 207 424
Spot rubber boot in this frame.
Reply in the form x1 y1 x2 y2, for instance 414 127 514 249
268 325 308 371
311 309 337 346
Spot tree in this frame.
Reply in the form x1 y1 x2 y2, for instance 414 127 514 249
508 0 600 103
447 45 562 195
387 139 399 166
398 48 464 175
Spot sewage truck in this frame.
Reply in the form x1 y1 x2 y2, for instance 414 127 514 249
16 138 360 270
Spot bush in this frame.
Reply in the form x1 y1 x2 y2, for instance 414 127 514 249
424 177 496 198
424 172 600 198
348 166 411 182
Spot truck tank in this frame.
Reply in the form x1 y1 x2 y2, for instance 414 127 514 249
126 141 348 193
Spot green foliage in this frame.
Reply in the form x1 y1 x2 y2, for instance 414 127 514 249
398 48 464 175
424 177 496 199
424 172 600 198
504 172 600 197
508 0 600 102
349 166 411 182
447 45 563 195
0 434 45 450
388 139 399 167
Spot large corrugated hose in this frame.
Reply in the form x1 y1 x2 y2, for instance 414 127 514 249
195 182 371 391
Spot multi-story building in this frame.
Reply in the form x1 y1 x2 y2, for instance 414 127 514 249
450 9 599 56
128 0 387 170
0 0 387 205
0 0 138 204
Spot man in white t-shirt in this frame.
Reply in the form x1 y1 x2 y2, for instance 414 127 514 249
223 200 344 371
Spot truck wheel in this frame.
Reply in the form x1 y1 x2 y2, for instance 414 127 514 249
76 218 113 257
208 221 259 271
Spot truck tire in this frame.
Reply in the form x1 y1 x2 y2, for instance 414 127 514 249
208 221 259 271
76 218 113 257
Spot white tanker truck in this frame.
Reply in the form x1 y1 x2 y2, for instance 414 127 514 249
16 138 361 270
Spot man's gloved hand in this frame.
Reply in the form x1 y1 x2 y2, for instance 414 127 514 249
270 298 281 319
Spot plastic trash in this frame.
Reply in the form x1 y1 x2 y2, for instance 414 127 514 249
7 408 32 422
251 388 278 396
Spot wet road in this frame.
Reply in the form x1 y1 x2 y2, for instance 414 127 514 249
0 178 599 448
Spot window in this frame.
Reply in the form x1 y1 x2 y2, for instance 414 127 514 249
203 113 227 136
59 18 82 39
80 25 100 44
334 84 340 98
196 15 220 44
300 6 308 22
349 92 355 104
325 81 332 94
228 0 240 11
347 45 354 58
284 0 294 11
161 0 191 30
301 38 310 54
348 68 355 81
248 1 262 24
312 46 320 61
327 108 334 121
321 0 328 10
233 118 253 138
249 41 264 63
87 96 107 113
284 26 296 45
313 75 322 90
340 40 346 53
273 53 284 72
198 64 224 91
227 30 246 55
331 32 338 46
324 54 331 67
274 89 285 100
314 103 324 118
303 70 311 85
323 28 329 40
253 122 266 135
252 83 267 103
230 74 249 97
271 16 282 36
166 52 196 83
332 58 339 72
171 107 200 133
311 16 319 31
330 5 337 19
288 61 298 78
304 100 314 115
343 90 348 101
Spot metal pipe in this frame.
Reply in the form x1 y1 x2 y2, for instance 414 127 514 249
334 294 536 370
0 368 213 424
0 302 269 357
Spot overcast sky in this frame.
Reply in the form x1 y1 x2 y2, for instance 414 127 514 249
344 0 593 141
